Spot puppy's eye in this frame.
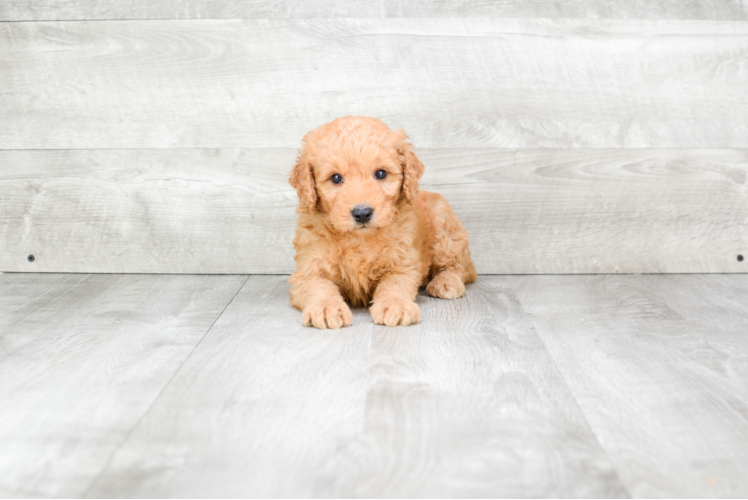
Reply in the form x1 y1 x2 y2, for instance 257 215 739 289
331 174 343 184
375 169 387 180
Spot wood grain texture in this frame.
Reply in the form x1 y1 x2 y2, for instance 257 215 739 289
83 275 625 498
0 273 246 498
0 149 299 274
3 274 747 497
1 148 746 274
2 0 747 21
2 19 748 149
512 274 748 497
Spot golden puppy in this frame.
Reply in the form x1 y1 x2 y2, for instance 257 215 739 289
288 116 476 328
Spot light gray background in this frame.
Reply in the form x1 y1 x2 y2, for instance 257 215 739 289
1 2 746 273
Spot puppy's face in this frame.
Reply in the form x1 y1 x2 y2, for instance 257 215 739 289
313 139 403 233
290 116 425 234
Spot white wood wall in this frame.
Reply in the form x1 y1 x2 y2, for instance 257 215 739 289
1 3 747 273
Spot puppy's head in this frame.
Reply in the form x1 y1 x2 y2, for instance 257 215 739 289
289 116 425 233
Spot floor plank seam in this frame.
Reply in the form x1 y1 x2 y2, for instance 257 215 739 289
519 307 634 498
77 274 251 498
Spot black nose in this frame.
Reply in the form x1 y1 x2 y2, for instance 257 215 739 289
352 206 373 223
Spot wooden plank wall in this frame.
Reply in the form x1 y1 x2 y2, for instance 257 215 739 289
1 4 747 274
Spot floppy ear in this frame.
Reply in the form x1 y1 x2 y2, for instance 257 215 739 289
289 151 317 213
397 130 425 204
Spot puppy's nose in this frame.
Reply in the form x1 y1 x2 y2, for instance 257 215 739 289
352 206 373 223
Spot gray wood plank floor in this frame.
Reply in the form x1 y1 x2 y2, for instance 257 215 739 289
512 275 748 498
0 274 247 498
1 273 747 497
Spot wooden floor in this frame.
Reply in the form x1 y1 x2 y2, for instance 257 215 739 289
1 273 747 498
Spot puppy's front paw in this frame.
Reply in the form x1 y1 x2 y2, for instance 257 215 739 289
426 271 466 299
302 300 353 329
370 299 421 327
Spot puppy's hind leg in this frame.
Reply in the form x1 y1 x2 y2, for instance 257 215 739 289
426 251 476 299
426 269 467 299
421 193 477 300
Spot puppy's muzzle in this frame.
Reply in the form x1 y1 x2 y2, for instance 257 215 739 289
351 205 373 224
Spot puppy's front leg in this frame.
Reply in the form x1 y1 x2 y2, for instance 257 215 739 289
370 273 421 327
290 275 352 330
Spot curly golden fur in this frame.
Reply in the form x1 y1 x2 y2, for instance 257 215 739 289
288 116 476 328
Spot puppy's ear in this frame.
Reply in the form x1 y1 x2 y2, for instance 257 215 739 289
396 130 425 204
289 151 317 213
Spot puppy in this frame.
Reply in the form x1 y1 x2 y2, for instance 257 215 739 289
288 116 476 328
